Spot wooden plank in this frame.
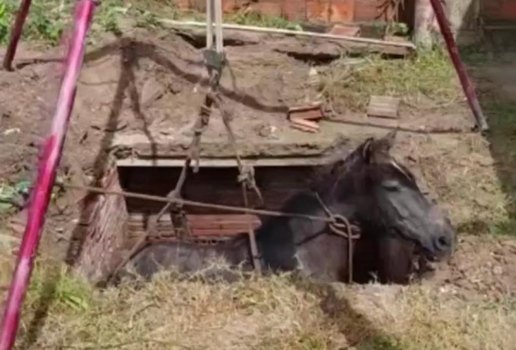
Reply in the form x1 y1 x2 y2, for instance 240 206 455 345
112 132 351 159
289 118 320 133
116 157 329 167
287 102 325 121
366 95 400 119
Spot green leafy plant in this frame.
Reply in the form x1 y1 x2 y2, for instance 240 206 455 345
0 2 15 44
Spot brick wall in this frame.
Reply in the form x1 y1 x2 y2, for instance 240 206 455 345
74 165 129 284
481 0 516 21
175 0 401 23
119 165 316 214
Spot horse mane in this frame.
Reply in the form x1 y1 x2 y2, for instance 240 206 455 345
311 138 373 196
311 135 420 197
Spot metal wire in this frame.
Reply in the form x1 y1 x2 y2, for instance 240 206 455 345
63 182 361 282
62 183 360 231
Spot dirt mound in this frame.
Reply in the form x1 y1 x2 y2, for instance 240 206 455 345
426 235 516 301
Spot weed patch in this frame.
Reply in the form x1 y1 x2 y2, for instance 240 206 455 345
318 49 460 113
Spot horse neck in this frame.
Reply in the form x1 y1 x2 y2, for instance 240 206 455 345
317 159 365 223
324 192 357 224
315 142 367 200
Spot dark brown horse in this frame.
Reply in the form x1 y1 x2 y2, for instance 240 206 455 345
119 131 456 284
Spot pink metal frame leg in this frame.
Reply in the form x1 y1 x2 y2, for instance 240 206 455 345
2 0 32 71
429 0 489 132
0 1 96 349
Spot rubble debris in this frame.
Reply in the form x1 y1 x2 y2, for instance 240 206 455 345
287 102 326 133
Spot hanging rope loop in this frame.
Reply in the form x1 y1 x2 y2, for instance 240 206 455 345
314 192 361 283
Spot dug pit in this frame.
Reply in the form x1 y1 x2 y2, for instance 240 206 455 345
71 136 354 285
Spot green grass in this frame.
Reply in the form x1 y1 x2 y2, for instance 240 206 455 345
483 102 516 236
26 262 92 313
225 11 300 30
460 53 516 236
0 0 134 45
484 102 516 134
318 48 460 112
8 263 516 350
0 1 70 45
0 0 302 46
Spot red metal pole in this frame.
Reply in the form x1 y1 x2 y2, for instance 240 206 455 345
2 0 32 71
0 1 96 349
428 0 489 132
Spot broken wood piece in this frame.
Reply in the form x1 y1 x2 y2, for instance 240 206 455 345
287 102 325 121
367 95 401 119
289 117 320 133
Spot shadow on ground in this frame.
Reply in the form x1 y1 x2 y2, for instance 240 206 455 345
462 44 516 236
292 278 404 349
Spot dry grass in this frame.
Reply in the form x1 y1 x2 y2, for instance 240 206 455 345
410 132 513 234
0 224 17 290
9 262 515 350
317 49 461 113
398 99 516 236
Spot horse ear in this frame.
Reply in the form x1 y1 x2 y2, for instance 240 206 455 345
377 130 397 151
361 138 374 162
366 130 397 163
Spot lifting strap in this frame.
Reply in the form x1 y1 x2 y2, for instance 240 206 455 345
137 0 263 273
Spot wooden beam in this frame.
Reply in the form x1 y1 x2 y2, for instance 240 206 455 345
157 18 416 50
116 157 330 167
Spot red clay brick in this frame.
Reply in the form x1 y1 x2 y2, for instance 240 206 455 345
306 0 355 22
75 165 128 283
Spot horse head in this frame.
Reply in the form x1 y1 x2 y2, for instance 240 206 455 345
321 131 456 278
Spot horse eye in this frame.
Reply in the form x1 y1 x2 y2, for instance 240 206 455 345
382 180 400 191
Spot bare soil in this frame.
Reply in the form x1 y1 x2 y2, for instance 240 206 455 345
0 27 515 349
